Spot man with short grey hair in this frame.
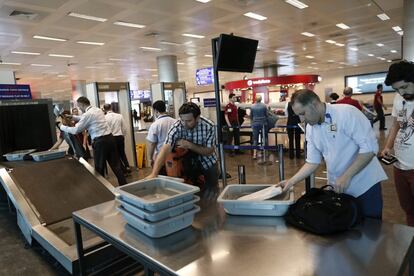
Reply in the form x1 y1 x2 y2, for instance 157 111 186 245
337 86 362 110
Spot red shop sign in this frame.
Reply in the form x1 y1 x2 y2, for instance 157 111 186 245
224 75 320 90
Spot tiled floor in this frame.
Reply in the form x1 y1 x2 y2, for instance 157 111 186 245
0 117 407 275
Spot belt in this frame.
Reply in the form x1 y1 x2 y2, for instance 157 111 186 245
93 134 112 142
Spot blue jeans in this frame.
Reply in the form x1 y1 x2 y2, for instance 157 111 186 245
252 124 268 146
356 183 383 219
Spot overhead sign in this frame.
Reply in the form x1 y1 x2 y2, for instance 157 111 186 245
196 67 214 85
345 72 394 93
224 75 320 90
203 98 216 107
130 90 151 101
0 84 32 100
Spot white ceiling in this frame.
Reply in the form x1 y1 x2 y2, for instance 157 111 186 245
0 0 404 100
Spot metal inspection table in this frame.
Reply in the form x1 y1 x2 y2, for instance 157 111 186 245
73 199 414 276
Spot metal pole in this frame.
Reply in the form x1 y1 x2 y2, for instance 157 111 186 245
212 37 227 187
238 165 246 184
278 144 285 182
262 124 267 163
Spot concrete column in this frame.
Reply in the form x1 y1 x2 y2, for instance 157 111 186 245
71 80 87 101
156 55 178 82
263 66 278 77
403 0 414 61
0 70 16 84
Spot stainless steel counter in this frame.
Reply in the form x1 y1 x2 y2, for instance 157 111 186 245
73 199 414 276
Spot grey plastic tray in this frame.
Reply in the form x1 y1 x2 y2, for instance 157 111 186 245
217 184 295 216
30 150 66 162
118 205 200 238
115 178 200 212
117 195 200 222
3 149 36 161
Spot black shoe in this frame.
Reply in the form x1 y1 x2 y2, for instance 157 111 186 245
380 128 387 130
235 151 244 155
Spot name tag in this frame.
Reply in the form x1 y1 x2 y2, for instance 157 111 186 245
327 124 337 132
227 108 232 113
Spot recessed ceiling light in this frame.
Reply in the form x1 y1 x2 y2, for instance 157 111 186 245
305 55 314 59
11 51 40 55
144 69 157 71
67 12 107 22
204 54 213 57
377 13 390 21
398 31 404 36
0 62 21 65
336 23 350 30
338 66 344 69
109 58 127 61
57 74 67 77
177 62 185 65
160 41 181 46
152 74 158 77
392 26 402 32
387 60 392 62
325 40 336 44
140 46 162 51
31 63 52 67
196 0 211 2
54 89 65 92
244 12 267 21
390 50 397 53
349 47 358 51
33 35 67 42
327 60 335 63
85 66 102 69
49 54 74 58
285 0 308 9
377 57 386 61
311 62 317 65
113 21 145 28
301 32 315 37
76 41 105 46
104 77 116 80
376 43 384 47
335 43 345 47
182 33 205 39
368 54 374 57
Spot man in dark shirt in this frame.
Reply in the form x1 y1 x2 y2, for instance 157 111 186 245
337 87 362 110
373 84 387 130
224 93 241 156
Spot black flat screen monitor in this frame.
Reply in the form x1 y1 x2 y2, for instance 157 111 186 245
344 72 394 94
216 34 258 73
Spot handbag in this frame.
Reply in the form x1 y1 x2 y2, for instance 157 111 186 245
284 185 363 235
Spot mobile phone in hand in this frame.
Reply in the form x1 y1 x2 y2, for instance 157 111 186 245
379 154 398 165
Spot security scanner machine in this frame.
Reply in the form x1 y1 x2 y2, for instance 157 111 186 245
0 157 132 274
151 82 186 119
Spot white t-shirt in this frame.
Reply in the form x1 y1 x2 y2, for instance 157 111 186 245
306 104 387 197
392 94 414 170
146 115 176 157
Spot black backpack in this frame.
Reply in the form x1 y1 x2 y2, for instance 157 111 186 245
284 185 363 235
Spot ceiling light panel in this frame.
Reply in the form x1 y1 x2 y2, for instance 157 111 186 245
49 54 74 58
140 47 162 51
336 23 350 30
305 55 314 59
67 12 107 22
301 32 315 37
390 50 397 53
33 35 67 42
113 21 145 28
31 64 52 67
182 33 205 39
76 41 105 46
376 43 384 47
11 51 40 55
325 40 336 44
244 12 267 21
196 0 211 3
392 26 402 32
0 62 21 65
285 0 308 9
377 13 390 20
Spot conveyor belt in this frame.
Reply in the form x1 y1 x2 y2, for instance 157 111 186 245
8 158 114 225
47 218 97 246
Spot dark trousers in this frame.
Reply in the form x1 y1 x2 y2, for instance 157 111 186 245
201 163 219 199
114 135 130 170
227 125 240 152
93 134 126 186
393 167 414 226
356 183 383 220
287 127 301 158
373 106 385 129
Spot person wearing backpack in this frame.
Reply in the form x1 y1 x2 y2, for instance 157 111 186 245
278 89 388 219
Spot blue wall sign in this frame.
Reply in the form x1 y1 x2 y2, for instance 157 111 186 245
0 84 32 100
196 67 214 86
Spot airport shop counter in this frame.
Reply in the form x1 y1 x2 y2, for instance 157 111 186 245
73 199 414 276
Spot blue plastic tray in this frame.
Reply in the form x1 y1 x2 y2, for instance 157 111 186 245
117 195 199 222
30 150 66 162
118 205 200 238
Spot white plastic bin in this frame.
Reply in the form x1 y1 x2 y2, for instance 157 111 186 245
30 150 66 162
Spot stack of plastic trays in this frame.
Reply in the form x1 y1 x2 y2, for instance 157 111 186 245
115 178 200 238
30 149 66 162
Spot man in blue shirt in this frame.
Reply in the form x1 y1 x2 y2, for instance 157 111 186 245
278 89 387 219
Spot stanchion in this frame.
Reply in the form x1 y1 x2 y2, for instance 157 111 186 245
238 165 246 184
218 143 227 187
278 144 285 182
258 124 272 166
